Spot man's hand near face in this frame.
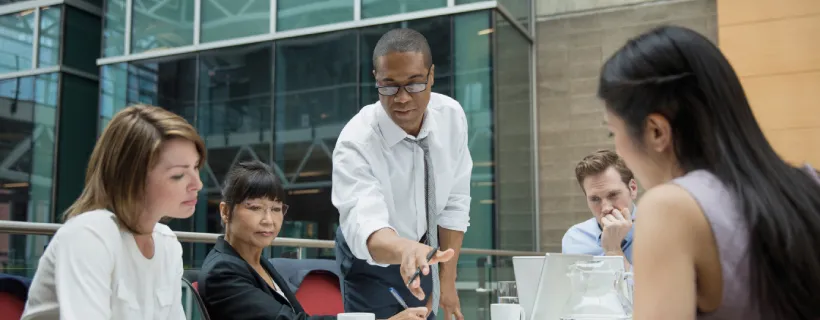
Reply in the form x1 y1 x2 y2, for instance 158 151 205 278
601 207 633 269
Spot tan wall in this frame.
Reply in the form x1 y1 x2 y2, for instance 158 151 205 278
535 0 718 252
718 0 820 167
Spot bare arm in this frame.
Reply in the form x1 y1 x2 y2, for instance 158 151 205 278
438 228 464 282
633 184 703 320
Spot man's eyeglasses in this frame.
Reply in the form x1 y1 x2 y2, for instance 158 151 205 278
375 68 431 96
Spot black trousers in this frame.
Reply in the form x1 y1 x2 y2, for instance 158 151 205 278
335 227 435 319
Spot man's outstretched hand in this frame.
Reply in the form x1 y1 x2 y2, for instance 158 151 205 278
400 243 454 300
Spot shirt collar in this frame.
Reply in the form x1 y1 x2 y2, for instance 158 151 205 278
377 102 436 147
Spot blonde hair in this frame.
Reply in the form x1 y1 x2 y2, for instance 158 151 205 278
63 105 206 234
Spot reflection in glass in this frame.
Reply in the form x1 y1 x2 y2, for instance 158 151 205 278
0 12 35 73
102 0 125 56
0 74 58 277
453 11 494 320
495 13 535 252
453 11 493 250
198 44 273 246
98 63 128 129
131 0 195 53
361 0 447 19
277 0 354 31
201 0 270 43
274 31 358 257
498 0 531 30
38 6 62 68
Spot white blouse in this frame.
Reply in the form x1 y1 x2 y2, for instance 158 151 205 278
22 210 186 320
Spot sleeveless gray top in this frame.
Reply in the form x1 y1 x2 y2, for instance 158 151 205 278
672 165 819 320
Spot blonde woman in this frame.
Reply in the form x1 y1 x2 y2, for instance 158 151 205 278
22 105 206 320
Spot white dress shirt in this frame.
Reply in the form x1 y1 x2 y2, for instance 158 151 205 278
332 92 473 266
22 210 186 320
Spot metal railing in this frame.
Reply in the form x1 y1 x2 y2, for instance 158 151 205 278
0 220 545 257
0 219 541 320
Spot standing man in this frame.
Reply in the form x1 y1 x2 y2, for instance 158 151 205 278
332 28 471 320
562 150 637 268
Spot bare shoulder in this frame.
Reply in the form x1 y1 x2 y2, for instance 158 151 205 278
637 183 713 250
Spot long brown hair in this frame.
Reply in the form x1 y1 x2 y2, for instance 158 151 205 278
63 105 206 234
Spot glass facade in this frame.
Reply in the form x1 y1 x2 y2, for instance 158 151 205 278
131 0 195 53
0 4 102 276
202 0 270 42
276 0 353 31
2 0 536 317
0 11 35 72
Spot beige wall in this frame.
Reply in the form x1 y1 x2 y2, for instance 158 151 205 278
718 0 820 168
535 0 718 252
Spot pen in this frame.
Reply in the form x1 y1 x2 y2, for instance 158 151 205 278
389 287 409 309
406 246 439 287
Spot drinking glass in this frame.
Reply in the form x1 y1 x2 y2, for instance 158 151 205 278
497 281 519 304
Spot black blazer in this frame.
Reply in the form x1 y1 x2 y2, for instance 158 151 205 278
198 237 336 320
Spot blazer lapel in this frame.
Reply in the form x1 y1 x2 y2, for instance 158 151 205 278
214 237 298 310
262 258 306 312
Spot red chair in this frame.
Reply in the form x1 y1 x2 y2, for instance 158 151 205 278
293 271 344 315
0 292 25 319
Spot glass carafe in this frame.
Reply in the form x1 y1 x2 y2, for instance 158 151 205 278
559 259 633 320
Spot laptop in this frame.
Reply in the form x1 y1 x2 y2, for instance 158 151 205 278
513 253 593 320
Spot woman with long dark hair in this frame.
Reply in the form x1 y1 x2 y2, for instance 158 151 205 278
598 25 820 319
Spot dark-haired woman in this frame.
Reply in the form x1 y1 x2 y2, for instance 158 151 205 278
598 25 820 320
198 161 428 320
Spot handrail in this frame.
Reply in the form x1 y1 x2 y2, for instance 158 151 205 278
0 220 544 257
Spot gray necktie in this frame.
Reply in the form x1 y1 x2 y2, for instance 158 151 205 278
404 136 440 315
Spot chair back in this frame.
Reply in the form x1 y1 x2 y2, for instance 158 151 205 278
0 273 30 319
0 292 24 319
294 271 344 315
182 276 211 320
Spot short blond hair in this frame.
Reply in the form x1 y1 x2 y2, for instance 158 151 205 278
63 105 206 234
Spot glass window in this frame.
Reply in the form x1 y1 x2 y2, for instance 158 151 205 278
0 12 35 72
131 0 195 54
102 0 125 56
197 44 273 262
276 0 353 32
98 63 128 130
201 0 270 43
64 6 101 74
494 12 535 251
274 30 358 258
38 6 61 68
361 0 447 19
0 73 58 276
453 10 493 252
498 0 531 30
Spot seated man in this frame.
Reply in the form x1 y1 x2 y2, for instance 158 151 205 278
562 150 637 268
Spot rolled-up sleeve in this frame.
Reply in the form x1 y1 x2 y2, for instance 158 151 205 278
331 140 395 266
438 116 472 232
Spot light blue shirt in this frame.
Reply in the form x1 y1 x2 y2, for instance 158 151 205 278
561 214 635 263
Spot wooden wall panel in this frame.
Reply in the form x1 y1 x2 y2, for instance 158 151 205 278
764 128 820 166
719 0 820 167
742 72 820 130
720 16 820 77
718 0 820 26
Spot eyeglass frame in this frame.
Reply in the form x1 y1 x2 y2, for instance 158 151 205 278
374 67 432 96
231 200 290 217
